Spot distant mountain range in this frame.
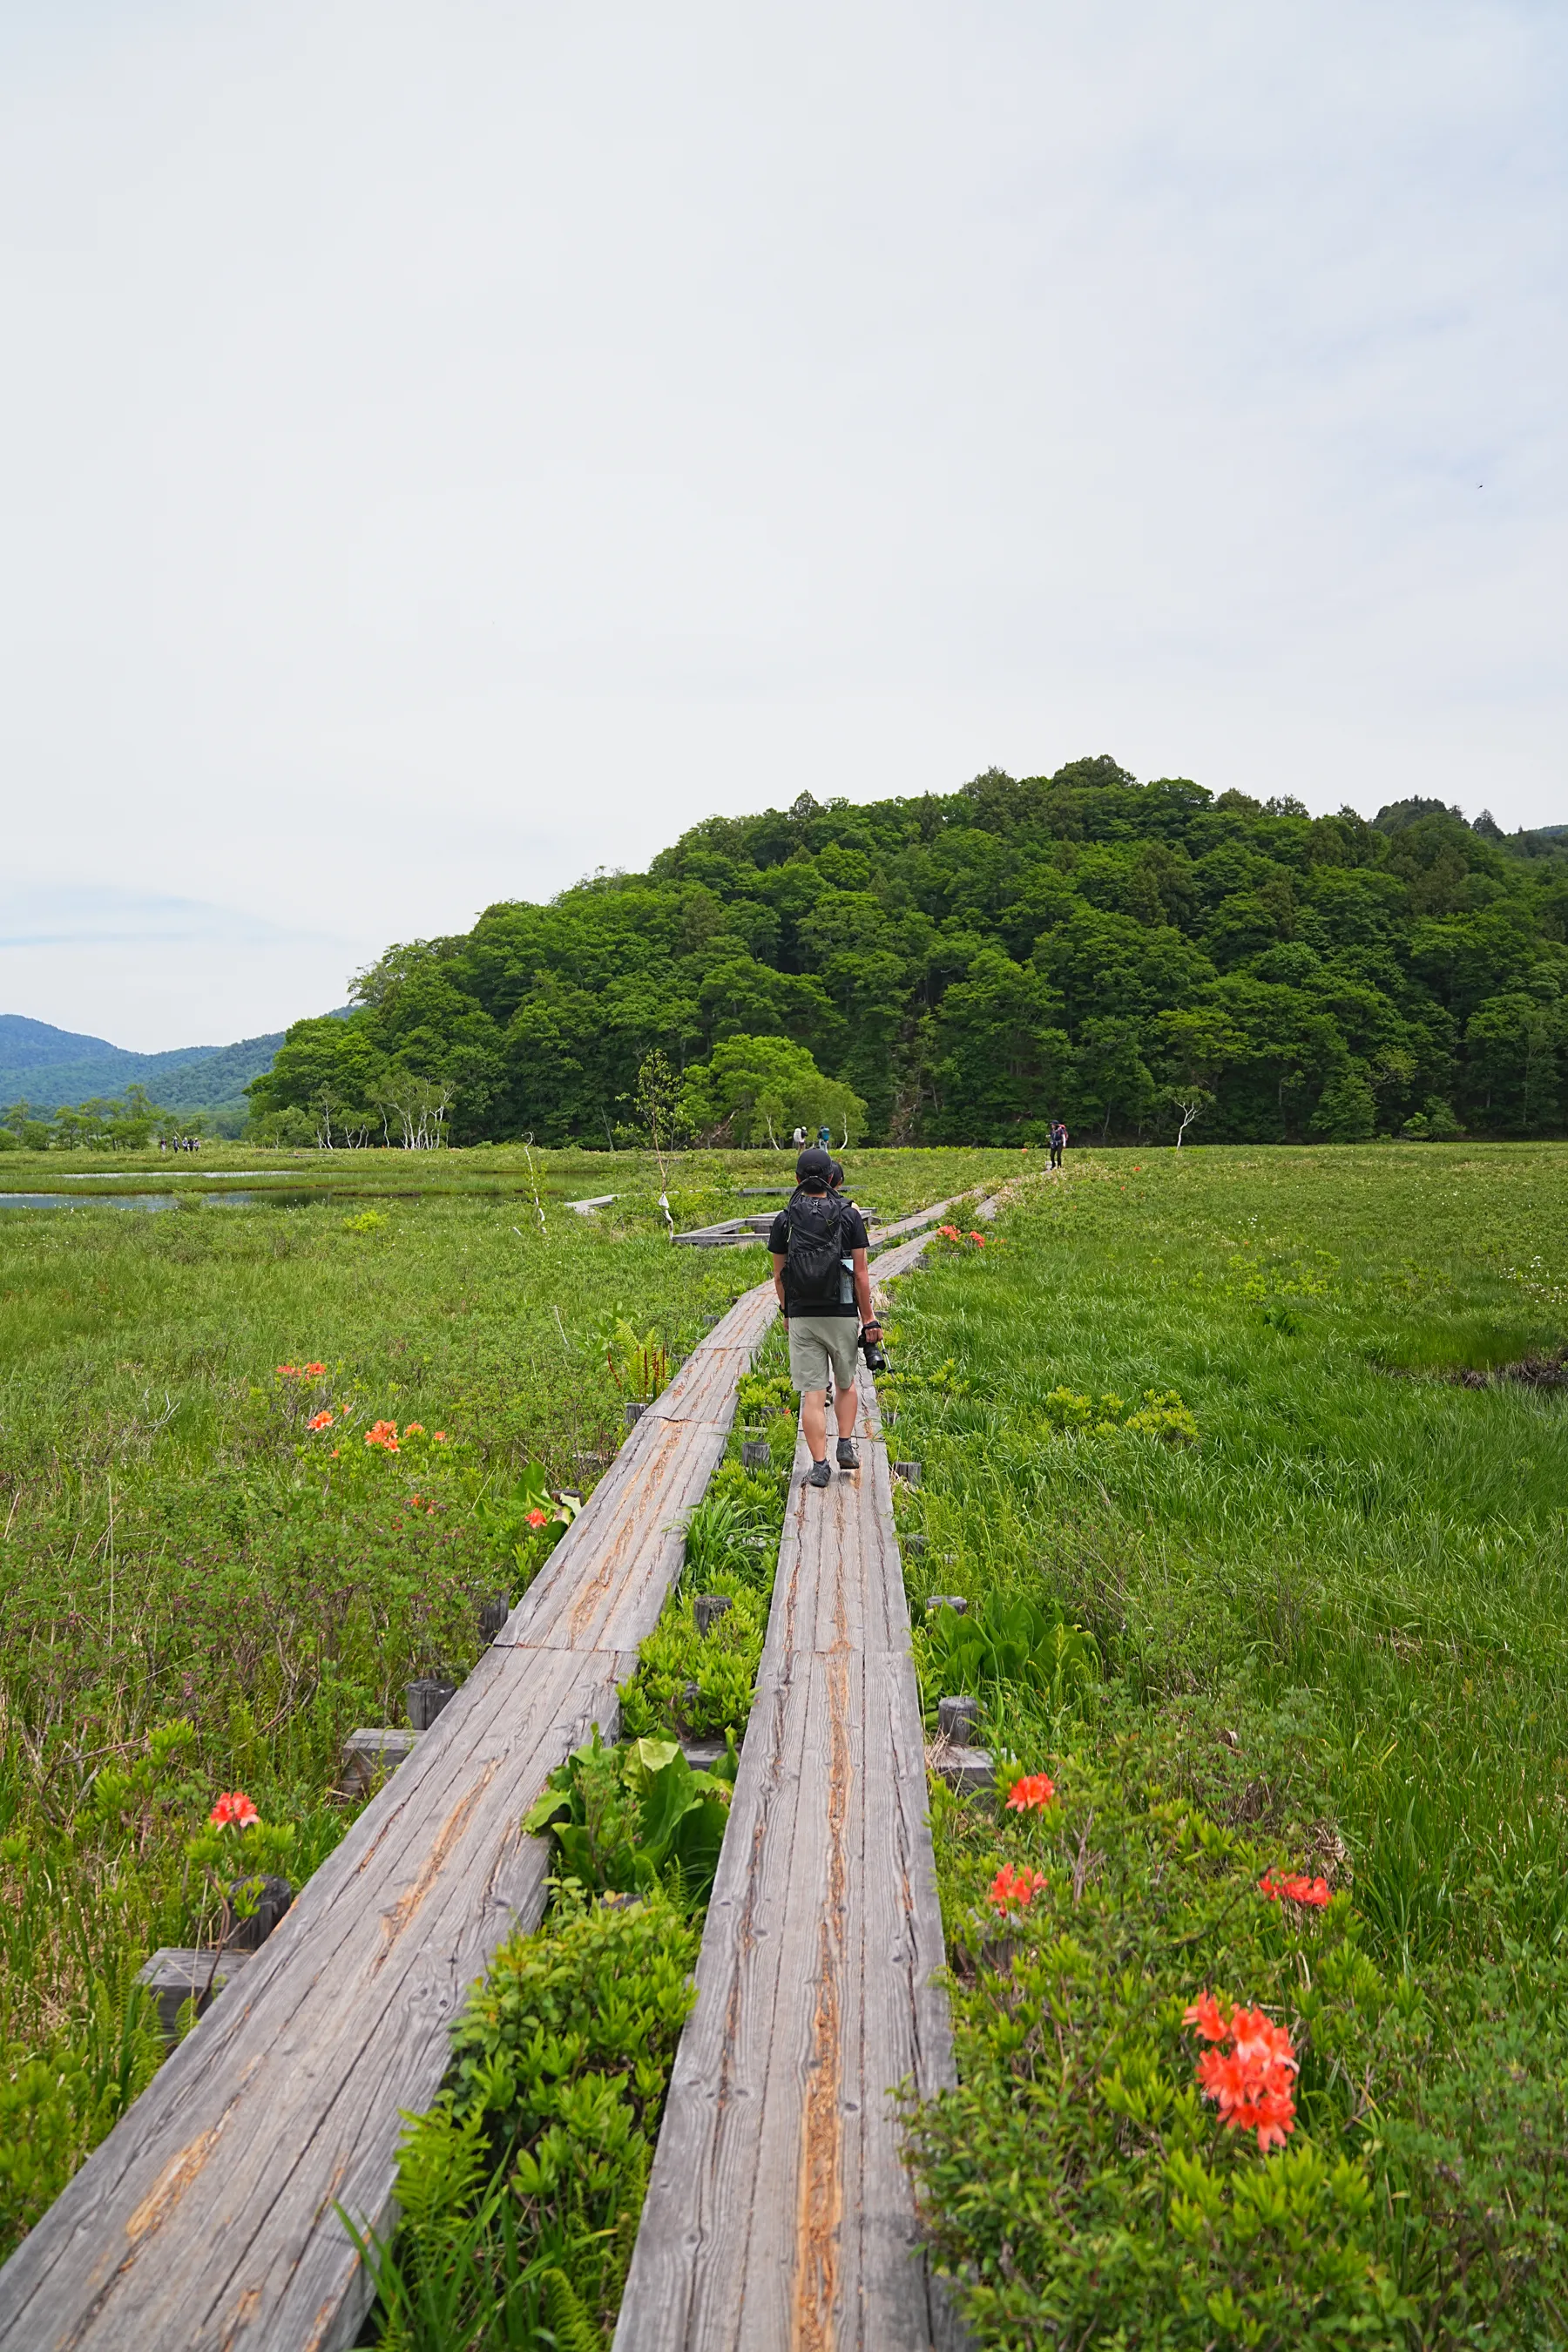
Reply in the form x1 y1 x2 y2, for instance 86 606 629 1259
0 1015 291 1116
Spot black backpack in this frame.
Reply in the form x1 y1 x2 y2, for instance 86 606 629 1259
784 1190 847 1309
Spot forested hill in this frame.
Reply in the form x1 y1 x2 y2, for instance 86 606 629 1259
248 759 1568 1147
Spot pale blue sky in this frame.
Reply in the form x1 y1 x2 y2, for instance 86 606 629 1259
1 1 1564 1047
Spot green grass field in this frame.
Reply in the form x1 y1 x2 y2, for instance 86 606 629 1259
6 1136 1564 2342
888 1144 1568 2346
0 1144 1011 2253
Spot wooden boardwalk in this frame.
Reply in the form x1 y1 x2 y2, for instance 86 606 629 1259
0 1194 972 2350
615 1217 970 2352
0 1288 774 2352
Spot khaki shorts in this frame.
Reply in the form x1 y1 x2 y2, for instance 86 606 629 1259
787 1313 861 1395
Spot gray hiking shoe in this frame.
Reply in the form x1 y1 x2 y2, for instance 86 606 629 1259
835 1438 859 1470
806 1457 832 1489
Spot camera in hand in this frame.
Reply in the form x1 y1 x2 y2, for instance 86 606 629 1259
859 1324 889 1374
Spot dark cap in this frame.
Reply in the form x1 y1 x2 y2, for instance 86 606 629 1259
794 1146 834 1184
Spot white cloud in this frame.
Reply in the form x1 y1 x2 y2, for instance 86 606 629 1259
0 0 1562 1042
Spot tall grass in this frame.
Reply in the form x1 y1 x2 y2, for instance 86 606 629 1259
889 1145 1568 2343
890 1142 1568 1962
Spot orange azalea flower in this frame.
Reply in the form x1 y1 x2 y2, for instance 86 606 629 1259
1183 1990 1229 2043
433 1431 449 1443
1260 1872 1332 1909
404 1423 426 1435
1005 1771 1056 1812
364 1420 400 1452
307 1409 335 1431
1186 1994 1298 2153
276 1364 301 1377
937 1224 960 1240
968 1232 986 1245
987 1861 1046 1911
304 1362 326 1375
210 1790 259 1829
526 1507 549 1528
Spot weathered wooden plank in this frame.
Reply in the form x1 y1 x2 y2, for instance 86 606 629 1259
0 1275 785 2352
757 1392 906 1666
0 1639 633 2350
613 1337 958 2352
861 1193 969 1245
640 1346 754 1429
498 1420 731 1652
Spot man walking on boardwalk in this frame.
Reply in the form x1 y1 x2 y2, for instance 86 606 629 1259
770 1146 881 1489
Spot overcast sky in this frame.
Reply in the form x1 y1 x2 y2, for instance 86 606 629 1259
1 0 1564 1050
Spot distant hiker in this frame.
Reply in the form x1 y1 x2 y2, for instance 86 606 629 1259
816 1124 831 1148
771 1146 880 1489
792 1125 806 1146
1050 1119 1067 1170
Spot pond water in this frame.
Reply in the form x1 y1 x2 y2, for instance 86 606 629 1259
0 1193 188 1213
0 1185 574 1213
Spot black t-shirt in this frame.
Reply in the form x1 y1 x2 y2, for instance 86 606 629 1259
768 1191 869 1317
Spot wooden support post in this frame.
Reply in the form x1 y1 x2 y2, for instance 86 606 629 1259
404 1677 456 1731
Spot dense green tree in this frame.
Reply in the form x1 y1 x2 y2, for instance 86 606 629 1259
246 762 1568 1146
679 1036 866 1147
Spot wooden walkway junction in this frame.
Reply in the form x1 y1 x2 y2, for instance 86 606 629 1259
0 1192 973 2350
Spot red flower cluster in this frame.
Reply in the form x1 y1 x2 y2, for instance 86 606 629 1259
1005 1771 1056 1812
276 1363 300 1377
304 1362 326 1375
1260 1871 1332 1909
1184 1993 1298 2152
364 1420 400 1453
405 1422 426 1436
968 1231 987 1247
988 1861 1046 1911
433 1431 449 1443
526 1507 550 1528
937 1224 960 1240
307 1409 335 1431
210 1789 259 1829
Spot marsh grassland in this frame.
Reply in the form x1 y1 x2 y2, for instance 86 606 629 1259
891 1144 1568 2347
0 1146 1005 2261
6 1138 1565 2349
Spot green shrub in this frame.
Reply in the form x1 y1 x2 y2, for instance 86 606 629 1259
524 1731 735 1909
906 1744 1415 2347
910 1728 1568 2347
736 1371 795 1420
678 1488 774 1592
919 1590 1098 1715
1039 1383 1199 1442
361 1886 698 2349
618 1578 767 1741
0 1984 164 2253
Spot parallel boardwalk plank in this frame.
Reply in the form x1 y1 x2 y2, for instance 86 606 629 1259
0 1279 775 2352
614 1342 958 2351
